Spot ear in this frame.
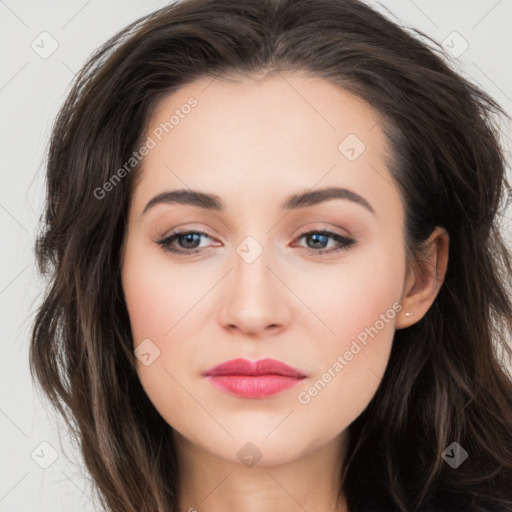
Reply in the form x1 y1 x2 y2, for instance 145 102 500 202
396 226 449 329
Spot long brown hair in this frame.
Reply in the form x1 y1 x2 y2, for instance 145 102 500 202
30 0 512 510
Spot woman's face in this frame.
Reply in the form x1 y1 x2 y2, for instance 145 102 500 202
121 72 408 466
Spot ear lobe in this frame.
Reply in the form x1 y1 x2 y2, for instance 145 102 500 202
396 226 449 329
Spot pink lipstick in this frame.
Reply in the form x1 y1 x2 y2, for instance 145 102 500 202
202 358 307 398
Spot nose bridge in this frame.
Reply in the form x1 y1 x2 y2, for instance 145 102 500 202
218 232 290 333
231 234 275 304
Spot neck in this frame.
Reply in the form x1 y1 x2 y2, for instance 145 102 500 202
175 431 349 512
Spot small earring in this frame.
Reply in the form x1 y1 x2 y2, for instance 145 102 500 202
405 312 413 317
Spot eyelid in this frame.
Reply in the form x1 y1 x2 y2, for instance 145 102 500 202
156 225 220 243
295 223 353 239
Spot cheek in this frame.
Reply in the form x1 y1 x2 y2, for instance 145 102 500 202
298 239 405 351
295 302 399 441
121 243 212 421
294 240 404 415
122 242 201 343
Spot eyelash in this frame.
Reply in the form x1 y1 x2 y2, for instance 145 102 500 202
156 229 356 256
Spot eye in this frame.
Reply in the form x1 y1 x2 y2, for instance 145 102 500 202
156 229 356 256
156 230 218 255
292 230 355 255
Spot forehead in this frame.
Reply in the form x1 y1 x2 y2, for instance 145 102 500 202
146 71 382 159
129 72 400 221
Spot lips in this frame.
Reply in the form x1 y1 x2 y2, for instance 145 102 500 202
203 357 307 378
202 358 307 398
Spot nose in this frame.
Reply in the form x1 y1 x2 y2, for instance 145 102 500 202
218 244 291 336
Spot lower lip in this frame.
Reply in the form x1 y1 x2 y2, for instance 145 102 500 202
206 375 305 398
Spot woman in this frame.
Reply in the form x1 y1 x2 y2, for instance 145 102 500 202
30 0 512 510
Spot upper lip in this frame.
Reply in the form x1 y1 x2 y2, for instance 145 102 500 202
203 358 307 378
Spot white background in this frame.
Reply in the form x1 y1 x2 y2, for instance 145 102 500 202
1 0 511 510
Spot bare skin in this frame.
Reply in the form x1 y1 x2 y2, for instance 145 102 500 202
120 71 449 512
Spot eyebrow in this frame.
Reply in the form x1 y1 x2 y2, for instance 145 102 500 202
142 186 375 215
